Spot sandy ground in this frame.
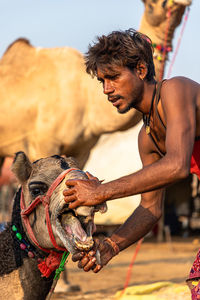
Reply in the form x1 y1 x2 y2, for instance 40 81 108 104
51 237 199 300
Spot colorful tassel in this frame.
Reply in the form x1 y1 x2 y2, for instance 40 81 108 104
38 251 63 278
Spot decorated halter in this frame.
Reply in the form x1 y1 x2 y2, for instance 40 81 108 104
18 167 82 280
20 167 79 253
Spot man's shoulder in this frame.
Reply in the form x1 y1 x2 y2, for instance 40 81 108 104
160 76 199 101
162 76 199 90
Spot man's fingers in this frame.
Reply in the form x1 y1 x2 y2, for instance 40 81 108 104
64 195 77 203
86 171 104 183
72 252 84 262
88 250 96 256
77 256 91 269
85 171 99 181
93 264 102 273
83 257 97 272
65 179 77 187
85 171 95 179
68 201 80 209
63 188 76 196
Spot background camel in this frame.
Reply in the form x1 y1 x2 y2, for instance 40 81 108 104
140 0 192 80
0 0 192 225
0 0 191 168
0 39 140 170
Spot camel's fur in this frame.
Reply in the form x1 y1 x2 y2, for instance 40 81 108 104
0 40 141 169
140 0 192 79
0 189 53 300
0 152 104 299
0 1 192 170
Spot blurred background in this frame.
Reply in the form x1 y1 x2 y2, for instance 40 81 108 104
0 1 200 298
0 0 199 231
0 0 199 81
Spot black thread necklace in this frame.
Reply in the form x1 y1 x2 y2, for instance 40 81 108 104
143 83 157 134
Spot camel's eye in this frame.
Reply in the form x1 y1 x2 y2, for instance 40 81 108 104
29 182 48 198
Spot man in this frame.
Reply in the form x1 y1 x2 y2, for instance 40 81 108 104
63 28 200 290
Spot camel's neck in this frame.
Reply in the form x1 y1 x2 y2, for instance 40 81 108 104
0 189 54 300
0 225 53 300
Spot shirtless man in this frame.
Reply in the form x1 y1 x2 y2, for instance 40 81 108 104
63 29 200 293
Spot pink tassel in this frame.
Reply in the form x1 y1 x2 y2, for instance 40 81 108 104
38 251 63 278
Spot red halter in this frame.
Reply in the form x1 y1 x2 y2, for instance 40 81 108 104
20 168 78 253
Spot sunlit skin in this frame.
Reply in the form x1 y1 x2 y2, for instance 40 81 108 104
96 65 146 114
63 63 200 273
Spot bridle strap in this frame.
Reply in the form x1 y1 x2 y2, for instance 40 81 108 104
20 168 79 253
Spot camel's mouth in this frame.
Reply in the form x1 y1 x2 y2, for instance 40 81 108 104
55 205 95 253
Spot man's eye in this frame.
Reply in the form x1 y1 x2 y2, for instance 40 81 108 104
109 75 119 81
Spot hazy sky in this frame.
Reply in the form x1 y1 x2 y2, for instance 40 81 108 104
0 0 199 82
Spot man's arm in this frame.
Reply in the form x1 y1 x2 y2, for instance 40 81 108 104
72 130 165 272
110 129 165 251
64 78 196 209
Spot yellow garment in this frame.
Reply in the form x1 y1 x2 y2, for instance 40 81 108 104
115 281 190 300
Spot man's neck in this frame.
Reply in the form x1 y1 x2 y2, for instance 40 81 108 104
135 80 157 115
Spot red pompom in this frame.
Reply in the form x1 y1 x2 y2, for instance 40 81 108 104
38 251 63 278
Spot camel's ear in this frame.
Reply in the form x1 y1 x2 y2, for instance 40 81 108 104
64 156 80 169
11 152 32 183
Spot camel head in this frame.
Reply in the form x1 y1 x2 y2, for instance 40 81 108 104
11 152 107 254
140 0 192 79
141 0 191 27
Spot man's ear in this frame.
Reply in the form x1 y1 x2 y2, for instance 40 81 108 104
136 62 148 80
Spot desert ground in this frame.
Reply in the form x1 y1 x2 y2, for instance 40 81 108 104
52 237 198 300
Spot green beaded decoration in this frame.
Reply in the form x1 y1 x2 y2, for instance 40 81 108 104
16 232 22 240
12 225 17 232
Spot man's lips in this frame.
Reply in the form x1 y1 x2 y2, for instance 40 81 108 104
108 96 121 106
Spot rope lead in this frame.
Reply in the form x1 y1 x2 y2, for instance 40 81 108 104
46 251 70 300
54 251 70 280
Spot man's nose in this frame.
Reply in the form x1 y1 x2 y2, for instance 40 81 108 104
103 80 114 94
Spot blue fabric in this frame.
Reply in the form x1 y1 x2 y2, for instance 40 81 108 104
0 222 6 232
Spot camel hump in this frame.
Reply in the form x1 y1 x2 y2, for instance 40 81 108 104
3 38 33 56
0 37 37 75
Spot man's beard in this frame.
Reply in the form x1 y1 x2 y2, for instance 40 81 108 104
117 97 140 114
118 88 143 114
117 103 132 114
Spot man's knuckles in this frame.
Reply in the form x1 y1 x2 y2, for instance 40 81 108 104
72 252 84 262
93 265 102 273
83 258 96 272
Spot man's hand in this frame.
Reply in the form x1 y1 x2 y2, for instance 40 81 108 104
72 237 120 273
63 172 103 209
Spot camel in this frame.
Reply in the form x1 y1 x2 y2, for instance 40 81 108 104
0 39 141 171
0 0 192 227
0 1 192 173
140 0 192 80
0 152 106 300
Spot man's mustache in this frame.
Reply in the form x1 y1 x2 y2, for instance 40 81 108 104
108 95 123 101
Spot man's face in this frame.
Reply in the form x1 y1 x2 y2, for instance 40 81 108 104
97 65 143 114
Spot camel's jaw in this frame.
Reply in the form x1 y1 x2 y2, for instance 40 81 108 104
55 205 96 254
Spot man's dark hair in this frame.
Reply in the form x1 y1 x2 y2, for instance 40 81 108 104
85 28 155 82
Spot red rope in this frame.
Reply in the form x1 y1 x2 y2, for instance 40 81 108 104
118 238 143 299
167 7 190 78
21 168 78 252
159 6 172 81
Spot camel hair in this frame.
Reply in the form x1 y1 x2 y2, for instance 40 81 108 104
0 152 106 300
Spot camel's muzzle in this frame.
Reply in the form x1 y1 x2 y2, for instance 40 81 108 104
57 205 95 251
